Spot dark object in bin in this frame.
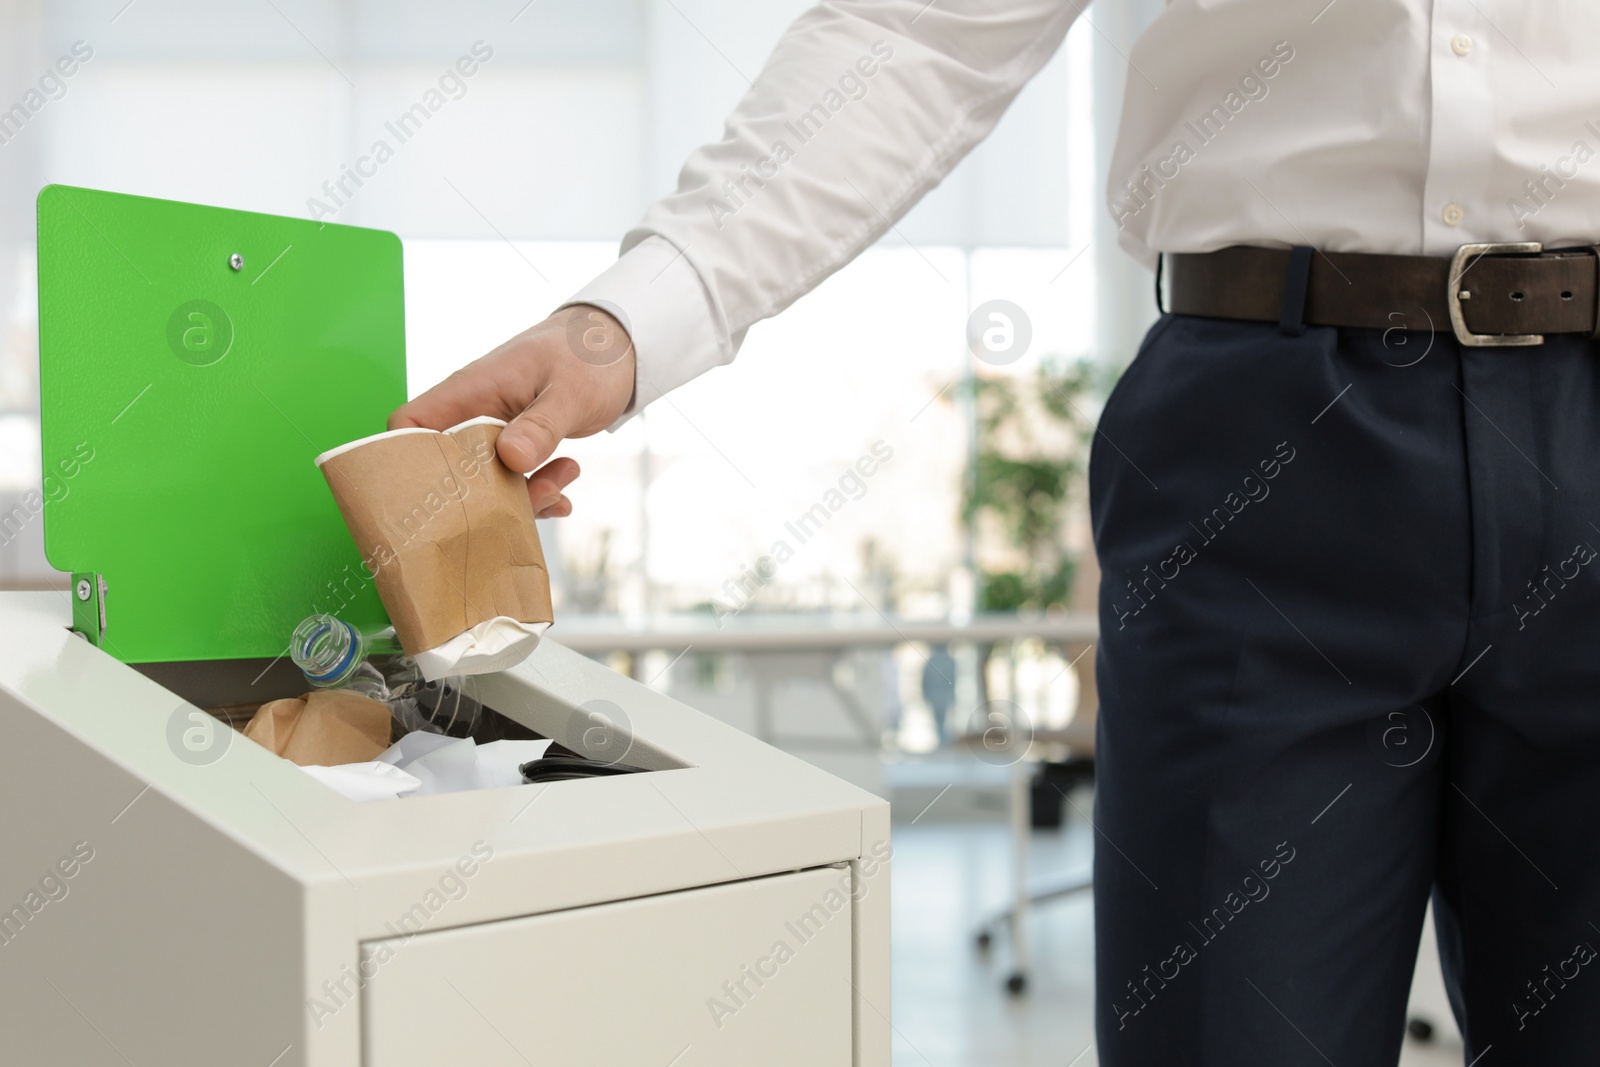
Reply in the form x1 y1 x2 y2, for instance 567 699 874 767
519 753 651 783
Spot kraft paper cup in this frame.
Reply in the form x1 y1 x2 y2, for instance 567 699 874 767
316 417 553 680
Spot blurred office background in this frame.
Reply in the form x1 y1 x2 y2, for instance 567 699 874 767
0 2 1461 1063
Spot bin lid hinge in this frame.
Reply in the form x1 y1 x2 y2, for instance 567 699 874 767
72 572 108 647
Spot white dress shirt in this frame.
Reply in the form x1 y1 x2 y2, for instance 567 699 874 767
567 0 1600 421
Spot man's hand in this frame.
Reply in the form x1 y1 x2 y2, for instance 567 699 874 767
389 304 635 518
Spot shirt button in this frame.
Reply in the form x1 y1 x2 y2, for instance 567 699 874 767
1452 33 1472 56
1442 202 1465 226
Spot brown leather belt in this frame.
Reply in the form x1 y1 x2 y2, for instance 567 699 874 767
1165 242 1600 346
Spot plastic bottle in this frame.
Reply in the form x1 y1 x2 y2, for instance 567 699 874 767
288 614 481 736
288 614 405 699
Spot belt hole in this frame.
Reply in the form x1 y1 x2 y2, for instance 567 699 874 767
1511 290 1526 301
1562 290 1574 300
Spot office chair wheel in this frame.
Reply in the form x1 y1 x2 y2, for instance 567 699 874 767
1005 971 1027 996
1406 1016 1435 1043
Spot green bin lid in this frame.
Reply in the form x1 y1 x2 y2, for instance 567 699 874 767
37 185 405 663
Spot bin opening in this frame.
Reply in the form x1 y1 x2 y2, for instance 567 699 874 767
131 655 546 745
130 654 689 800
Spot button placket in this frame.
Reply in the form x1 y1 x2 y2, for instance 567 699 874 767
1420 0 1497 256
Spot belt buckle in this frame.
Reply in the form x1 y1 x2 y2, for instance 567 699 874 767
1448 241 1544 346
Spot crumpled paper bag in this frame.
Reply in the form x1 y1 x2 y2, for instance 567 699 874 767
314 416 553 681
242 689 392 767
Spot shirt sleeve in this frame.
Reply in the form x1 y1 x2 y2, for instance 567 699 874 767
563 0 1084 427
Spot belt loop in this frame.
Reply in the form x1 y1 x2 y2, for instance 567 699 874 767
1154 252 1167 315
1279 245 1314 337
1590 246 1600 340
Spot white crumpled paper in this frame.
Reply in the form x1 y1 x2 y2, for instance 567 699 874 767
301 731 553 802
300 761 421 803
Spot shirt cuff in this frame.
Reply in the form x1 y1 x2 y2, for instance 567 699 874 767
560 235 730 431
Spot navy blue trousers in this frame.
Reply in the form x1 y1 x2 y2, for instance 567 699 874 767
1090 313 1600 1066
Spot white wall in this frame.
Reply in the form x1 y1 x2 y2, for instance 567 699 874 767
7 0 1084 243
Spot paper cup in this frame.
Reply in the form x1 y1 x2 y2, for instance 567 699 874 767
316 417 553 679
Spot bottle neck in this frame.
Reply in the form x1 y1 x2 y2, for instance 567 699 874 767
290 615 367 688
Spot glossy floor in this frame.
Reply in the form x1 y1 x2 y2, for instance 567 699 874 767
888 819 1465 1067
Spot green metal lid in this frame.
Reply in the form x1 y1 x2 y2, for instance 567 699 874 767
37 185 405 663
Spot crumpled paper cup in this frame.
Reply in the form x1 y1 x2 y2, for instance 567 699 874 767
315 416 553 680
